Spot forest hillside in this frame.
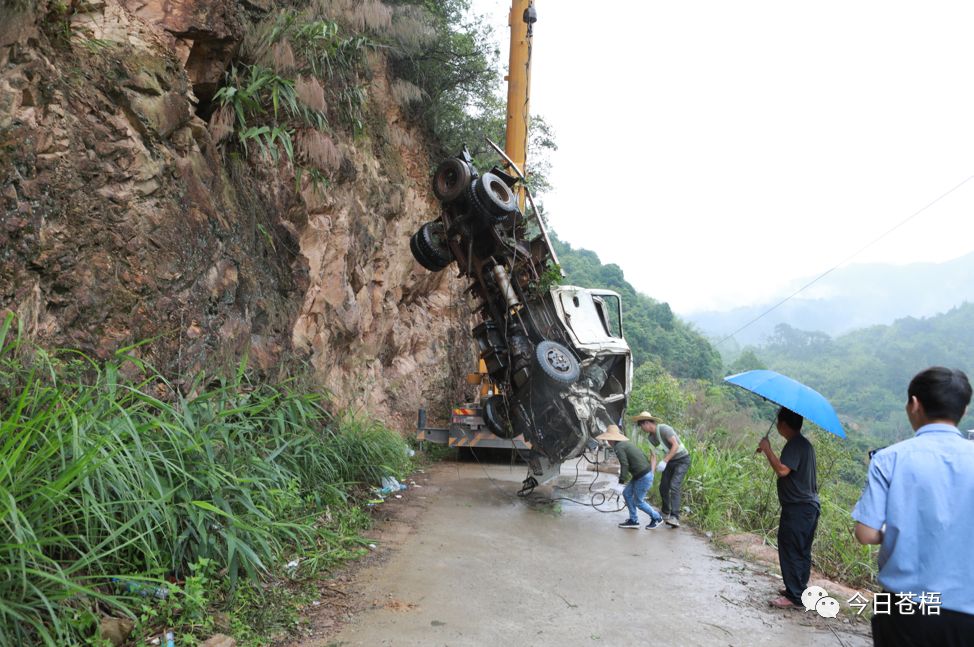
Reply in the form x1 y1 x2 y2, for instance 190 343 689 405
736 304 974 440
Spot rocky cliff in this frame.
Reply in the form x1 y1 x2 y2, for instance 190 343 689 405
0 0 470 425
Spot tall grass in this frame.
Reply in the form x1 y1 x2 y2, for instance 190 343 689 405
675 434 877 587
633 375 877 586
0 315 411 645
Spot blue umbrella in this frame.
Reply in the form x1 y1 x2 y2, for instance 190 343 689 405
724 369 846 439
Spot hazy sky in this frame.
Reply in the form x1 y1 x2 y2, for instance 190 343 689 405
469 0 974 315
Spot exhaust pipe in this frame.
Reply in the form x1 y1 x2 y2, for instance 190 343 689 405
491 264 521 310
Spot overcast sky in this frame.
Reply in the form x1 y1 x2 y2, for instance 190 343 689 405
469 0 974 315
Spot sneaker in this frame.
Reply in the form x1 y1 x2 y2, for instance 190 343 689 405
665 517 680 528
618 519 640 529
645 518 663 530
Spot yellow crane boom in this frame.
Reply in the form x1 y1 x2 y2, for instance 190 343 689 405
504 0 537 210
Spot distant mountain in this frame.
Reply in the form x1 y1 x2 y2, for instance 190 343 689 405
749 303 974 441
686 252 974 346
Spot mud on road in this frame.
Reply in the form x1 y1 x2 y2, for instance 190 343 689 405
293 459 871 647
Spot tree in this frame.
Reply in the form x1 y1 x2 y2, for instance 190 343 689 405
629 372 691 428
386 0 556 191
751 303 974 441
728 349 766 375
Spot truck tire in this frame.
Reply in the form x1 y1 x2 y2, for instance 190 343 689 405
467 173 520 229
534 340 581 385
432 158 472 203
483 395 516 439
474 172 518 221
410 232 446 271
465 174 516 231
410 221 452 271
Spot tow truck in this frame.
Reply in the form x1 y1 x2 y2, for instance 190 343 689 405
416 360 533 452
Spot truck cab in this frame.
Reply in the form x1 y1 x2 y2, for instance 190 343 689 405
551 285 632 425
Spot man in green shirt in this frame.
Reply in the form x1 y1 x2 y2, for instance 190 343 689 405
634 411 691 528
596 425 664 530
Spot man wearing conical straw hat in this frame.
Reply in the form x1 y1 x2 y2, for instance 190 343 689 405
595 425 664 530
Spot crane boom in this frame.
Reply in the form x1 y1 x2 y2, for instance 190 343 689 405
504 0 536 209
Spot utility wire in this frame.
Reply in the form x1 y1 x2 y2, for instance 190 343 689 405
716 174 974 346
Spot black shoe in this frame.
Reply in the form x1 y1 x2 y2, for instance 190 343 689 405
645 518 663 530
618 519 640 529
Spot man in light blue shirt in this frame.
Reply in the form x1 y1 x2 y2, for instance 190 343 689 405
853 366 974 646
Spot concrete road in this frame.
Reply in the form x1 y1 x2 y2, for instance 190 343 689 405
310 459 871 647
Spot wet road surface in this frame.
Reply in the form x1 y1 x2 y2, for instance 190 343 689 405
308 459 871 647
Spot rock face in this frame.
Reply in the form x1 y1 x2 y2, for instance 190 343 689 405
0 0 470 425
118 0 242 103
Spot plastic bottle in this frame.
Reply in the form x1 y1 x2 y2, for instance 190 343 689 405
112 578 168 600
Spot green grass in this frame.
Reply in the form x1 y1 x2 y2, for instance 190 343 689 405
673 434 877 587
630 372 881 587
213 10 373 159
0 314 412 645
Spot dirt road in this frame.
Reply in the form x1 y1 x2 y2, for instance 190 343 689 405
300 459 871 647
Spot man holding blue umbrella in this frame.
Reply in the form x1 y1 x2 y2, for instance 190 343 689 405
724 369 843 609
757 406 820 610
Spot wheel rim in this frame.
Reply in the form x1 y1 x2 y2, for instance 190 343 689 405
438 168 460 192
433 159 471 202
486 176 512 204
545 347 573 374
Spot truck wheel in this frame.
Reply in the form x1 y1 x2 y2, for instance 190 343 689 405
432 158 472 203
410 231 446 271
474 172 518 219
410 221 452 271
484 395 515 439
534 340 581 385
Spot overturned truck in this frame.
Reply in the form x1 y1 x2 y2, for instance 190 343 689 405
410 146 632 485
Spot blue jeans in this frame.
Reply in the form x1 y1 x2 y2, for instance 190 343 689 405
623 472 662 523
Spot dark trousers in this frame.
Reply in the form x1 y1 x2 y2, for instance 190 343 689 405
778 502 819 605
873 595 974 647
659 454 690 518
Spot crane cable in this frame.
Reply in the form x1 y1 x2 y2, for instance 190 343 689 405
715 174 974 346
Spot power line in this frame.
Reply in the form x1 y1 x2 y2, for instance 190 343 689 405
715 174 974 347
